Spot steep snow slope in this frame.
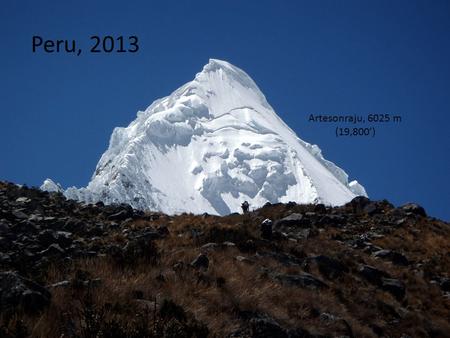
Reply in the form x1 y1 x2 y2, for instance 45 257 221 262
43 59 366 215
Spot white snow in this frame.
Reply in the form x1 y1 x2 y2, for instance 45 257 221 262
40 179 63 193
42 59 367 215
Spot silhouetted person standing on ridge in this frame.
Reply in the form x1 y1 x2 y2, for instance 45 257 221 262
241 201 249 214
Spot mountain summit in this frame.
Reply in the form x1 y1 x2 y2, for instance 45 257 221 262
43 59 366 215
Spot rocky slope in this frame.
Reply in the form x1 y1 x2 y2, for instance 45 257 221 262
1 181 449 337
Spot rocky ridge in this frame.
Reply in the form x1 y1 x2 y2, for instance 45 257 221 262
0 181 449 337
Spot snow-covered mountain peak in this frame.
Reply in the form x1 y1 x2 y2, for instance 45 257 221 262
199 58 265 95
43 59 367 215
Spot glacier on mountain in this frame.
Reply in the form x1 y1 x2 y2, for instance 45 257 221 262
42 59 367 215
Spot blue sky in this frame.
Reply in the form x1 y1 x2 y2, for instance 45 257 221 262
1 0 449 220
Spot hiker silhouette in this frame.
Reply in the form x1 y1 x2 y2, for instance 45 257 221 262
241 201 249 214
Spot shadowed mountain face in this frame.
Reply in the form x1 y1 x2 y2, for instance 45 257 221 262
1 181 449 337
43 59 366 215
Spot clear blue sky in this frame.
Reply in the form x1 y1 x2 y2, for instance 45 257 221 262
1 0 449 220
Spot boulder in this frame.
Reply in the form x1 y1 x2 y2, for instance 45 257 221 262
274 213 309 228
272 271 328 290
15 197 31 204
400 203 427 217
373 250 409 266
63 218 84 232
234 256 255 264
37 229 58 246
314 203 327 214
121 238 157 263
250 316 288 338
317 214 346 227
191 253 209 270
376 300 401 319
39 243 65 257
286 201 297 208
363 202 381 216
359 265 391 285
0 271 51 313
55 231 73 248
311 255 349 279
262 202 272 209
260 219 273 240
108 208 133 221
348 196 371 213
157 225 170 237
0 221 10 234
381 278 406 300
257 251 303 267
201 242 219 250
134 228 163 241
12 209 28 220
440 278 450 292
0 253 11 264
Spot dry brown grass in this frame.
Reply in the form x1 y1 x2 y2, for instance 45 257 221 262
2 200 450 337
